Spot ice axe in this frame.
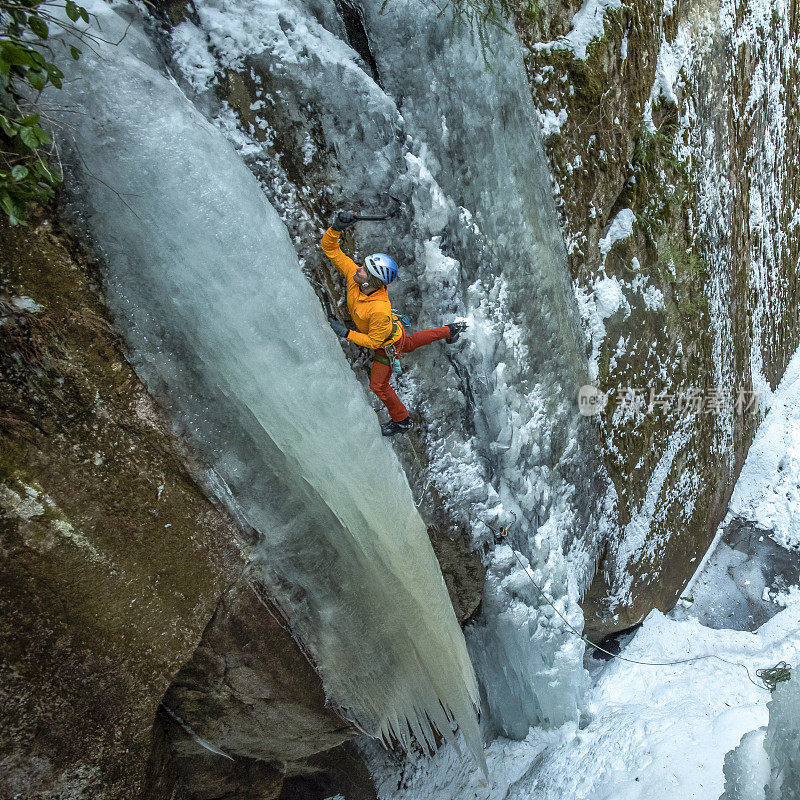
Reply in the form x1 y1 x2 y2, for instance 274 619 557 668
320 288 335 319
307 277 337 320
351 195 403 222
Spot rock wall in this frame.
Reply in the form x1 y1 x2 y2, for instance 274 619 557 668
0 213 239 797
510 0 800 636
0 214 369 798
145 584 374 799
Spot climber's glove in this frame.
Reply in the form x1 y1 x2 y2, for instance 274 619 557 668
328 316 349 338
331 210 357 232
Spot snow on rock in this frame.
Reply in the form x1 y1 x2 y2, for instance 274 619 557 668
643 26 690 132
605 420 694 608
537 108 568 139
729 346 800 548
532 0 623 61
573 275 629 382
171 21 218 90
593 275 628 319
597 208 635 260
630 270 665 310
10 295 44 312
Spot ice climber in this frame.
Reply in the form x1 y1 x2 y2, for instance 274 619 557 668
321 210 467 436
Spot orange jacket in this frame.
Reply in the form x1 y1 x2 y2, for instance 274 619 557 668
321 227 404 350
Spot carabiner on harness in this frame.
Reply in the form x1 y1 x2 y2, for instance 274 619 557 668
385 342 402 375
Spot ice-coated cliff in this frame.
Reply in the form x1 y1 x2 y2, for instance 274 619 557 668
161 0 608 740
47 0 483 763
45 0 611 767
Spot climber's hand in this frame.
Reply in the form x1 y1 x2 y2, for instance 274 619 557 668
328 316 349 338
331 210 357 232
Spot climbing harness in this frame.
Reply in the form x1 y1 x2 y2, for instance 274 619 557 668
313 277 409 375
385 342 402 375
374 311 410 375
485 517 790 693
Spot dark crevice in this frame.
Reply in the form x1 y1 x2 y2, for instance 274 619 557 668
445 351 477 438
334 0 382 87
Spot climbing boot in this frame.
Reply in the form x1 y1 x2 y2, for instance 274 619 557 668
446 321 468 344
381 417 412 437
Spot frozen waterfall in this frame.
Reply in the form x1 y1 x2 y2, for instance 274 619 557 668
159 0 608 739
47 0 483 764
47 0 610 766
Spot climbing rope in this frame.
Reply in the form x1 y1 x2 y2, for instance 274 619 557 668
756 661 793 691
485 520 789 693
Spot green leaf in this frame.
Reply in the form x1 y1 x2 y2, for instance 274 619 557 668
1 191 18 217
19 125 39 149
1 43 34 67
70 45 81 60
28 15 48 39
34 126 50 145
27 68 46 91
11 165 29 181
44 64 62 88
19 114 40 126
65 0 79 21
79 6 89 23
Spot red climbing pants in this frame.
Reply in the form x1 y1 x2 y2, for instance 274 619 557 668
370 326 451 421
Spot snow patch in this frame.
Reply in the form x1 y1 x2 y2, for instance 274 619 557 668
11 295 44 312
532 0 623 61
729 345 800 548
598 208 635 259
171 21 218 90
593 274 627 319
537 108 568 138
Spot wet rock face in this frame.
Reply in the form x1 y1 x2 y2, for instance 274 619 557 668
0 214 244 797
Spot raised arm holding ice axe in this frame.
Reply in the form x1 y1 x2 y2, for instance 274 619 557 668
321 208 467 437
